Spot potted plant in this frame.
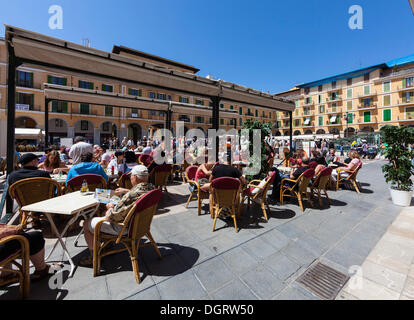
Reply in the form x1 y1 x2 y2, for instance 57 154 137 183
380 125 414 206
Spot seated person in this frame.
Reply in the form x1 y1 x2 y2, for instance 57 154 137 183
108 151 128 176
99 146 111 169
80 165 154 266
124 151 139 172
0 230 52 282
331 150 362 182
8 153 51 186
310 150 327 167
326 148 340 165
206 161 247 212
38 150 68 174
268 156 311 202
65 152 108 186
38 147 52 164
195 162 215 191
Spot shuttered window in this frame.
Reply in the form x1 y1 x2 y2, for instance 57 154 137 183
383 109 391 121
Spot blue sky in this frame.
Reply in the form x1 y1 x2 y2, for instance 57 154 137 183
0 0 413 93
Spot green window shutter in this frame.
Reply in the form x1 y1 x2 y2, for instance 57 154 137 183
78 80 82 88
239 107 242 115
102 84 105 91
383 109 391 121
51 101 57 112
383 95 391 106
318 116 323 126
30 95 34 108
63 102 68 113
138 89 142 96
364 112 371 122
255 110 258 117
62 78 67 86
347 113 353 124
128 88 132 95
403 79 406 89
88 82 93 90
48 75 52 84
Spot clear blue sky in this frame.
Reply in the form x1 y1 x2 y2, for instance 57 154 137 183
1 0 413 93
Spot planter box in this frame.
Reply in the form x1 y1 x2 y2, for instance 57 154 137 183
390 188 413 207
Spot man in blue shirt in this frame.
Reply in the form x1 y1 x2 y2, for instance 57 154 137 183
65 152 108 186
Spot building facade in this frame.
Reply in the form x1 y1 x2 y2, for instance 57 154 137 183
0 38 279 155
274 55 414 137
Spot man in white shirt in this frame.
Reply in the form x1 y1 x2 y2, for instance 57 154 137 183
100 146 112 169
69 136 93 165
142 142 153 155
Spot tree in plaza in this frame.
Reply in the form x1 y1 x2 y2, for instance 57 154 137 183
380 125 414 191
242 119 272 181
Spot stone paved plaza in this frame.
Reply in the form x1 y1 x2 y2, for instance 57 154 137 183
1 160 413 300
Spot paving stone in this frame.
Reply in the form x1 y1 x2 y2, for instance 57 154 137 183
324 246 366 271
240 237 279 261
126 285 161 300
156 270 207 300
260 228 290 252
342 275 400 300
275 223 306 240
193 258 236 293
296 234 330 257
203 233 239 255
281 241 318 267
144 253 188 284
210 278 258 300
402 276 414 299
106 268 155 300
360 260 407 294
273 282 320 300
220 246 260 275
264 252 301 281
177 241 216 268
240 264 285 299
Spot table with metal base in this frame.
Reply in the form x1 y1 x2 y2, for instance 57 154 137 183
21 191 99 278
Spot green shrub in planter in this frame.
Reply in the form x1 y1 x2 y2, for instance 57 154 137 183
380 125 414 191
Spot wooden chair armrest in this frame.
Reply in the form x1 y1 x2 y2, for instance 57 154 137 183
188 180 200 189
247 183 264 190
0 234 29 252
249 180 262 185
281 178 297 183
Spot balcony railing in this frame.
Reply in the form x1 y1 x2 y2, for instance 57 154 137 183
326 96 342 103
358 104 377 109
358 90 377 98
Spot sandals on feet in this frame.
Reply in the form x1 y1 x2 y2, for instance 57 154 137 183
31 264 51 282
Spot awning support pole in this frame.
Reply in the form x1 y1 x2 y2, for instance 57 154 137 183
45 98 51 148
6 40 22 213
211 96 221 162
289 111 293 156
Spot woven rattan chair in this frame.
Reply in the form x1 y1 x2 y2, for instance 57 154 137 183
241 171 277 221
149 164 172 194
0 234 30 298
92 189 163 283
118 172 132 190
210 177 241 233
66 174 107 193
280 169 315 212
138 154 153 167
310 167 333 207
336 164 362 194
184 165 209 216
9 177 62 227
0 158 6 175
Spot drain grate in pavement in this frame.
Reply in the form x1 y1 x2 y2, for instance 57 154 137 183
296 262 349 300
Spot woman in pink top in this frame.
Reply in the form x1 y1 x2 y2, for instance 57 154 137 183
331 150 362 181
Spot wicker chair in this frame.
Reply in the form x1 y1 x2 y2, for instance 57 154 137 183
210 177 241 233
184 165 209 216
92 189 163 283
310 167 333 207
0 234 30 298
118 172 132 190
8 177 62 227
241 171 277 221
138 154 153 167
0 158 6 175
66 174 107 193
336 164 362 194
280 169 315 211
149 164 172 194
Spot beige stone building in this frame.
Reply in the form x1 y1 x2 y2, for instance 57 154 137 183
274 55 414 137
0 37 280 155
